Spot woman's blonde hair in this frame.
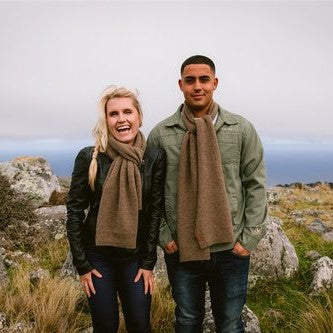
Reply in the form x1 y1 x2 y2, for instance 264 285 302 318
88 85 143 190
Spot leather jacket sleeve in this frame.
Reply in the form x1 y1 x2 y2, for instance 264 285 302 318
66 148 94 275
139 147 166 270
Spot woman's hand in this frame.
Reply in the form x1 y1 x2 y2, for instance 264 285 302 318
134 268 154 295
80 269 102 298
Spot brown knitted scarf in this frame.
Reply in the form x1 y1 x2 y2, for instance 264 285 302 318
177 102 234 262
95 131 146 248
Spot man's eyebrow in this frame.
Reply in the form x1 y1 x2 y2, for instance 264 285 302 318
183 75 211 79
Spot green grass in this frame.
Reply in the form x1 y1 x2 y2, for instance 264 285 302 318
1 183 333 332
247 185 333 332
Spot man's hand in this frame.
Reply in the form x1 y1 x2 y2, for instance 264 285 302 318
164 240 178 254
232 241 250 256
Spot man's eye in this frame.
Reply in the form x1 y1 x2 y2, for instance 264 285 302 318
201 77 210 82
185 78 194 83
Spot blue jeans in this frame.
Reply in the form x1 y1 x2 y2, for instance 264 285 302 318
165 250 250 333
86 250 151 333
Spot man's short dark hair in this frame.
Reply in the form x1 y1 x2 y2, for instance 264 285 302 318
180 55 216 74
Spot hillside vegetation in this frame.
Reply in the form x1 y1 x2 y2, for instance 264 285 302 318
0 180 332 332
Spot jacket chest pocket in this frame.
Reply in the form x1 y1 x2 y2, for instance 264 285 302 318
216 130 241 165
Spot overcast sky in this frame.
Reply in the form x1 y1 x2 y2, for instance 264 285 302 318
1 0 332 151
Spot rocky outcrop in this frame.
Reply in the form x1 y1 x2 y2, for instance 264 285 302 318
242 306 261 333
249 216 299 288
0 254 9 288
0 312 6 330
305 218 333 242
0 157 61 208
276 181 333 190
2 155 331 332
33 205 67 241
29 268 50 286
58 252 78 279
266 189 280 205
309 256 333 296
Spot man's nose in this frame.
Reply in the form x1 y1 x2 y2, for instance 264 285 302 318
194 79 201 90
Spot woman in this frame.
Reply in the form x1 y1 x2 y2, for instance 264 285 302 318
66 86 165 332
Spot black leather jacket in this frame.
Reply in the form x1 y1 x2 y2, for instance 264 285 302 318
66 145 166 275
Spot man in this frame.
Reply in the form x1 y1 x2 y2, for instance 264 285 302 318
147 55 267 332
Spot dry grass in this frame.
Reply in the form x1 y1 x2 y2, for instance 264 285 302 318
0 263 90 332
272 184 333 229
2 182 330 332
292 292 333 333
1 238 174 332
151 282 175 332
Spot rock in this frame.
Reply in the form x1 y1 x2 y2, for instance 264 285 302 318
309 256 333 296
322 231 333 242
291 210 304 218
80 328 93 333
266 189 280 205
6 320 34 332
10 251 37 263
29 268 50 286
4 258 19 269
294 217 306 225
203 289 215 332
249 216 299 288
0 255 9 288
2 250 38 270
202 291 260 332
305 250 321 261
0 312 6 329
0 157 61 208
154 247 168 283
242 305 261 333
33 205 67 241
58 252 78 279
306 218 329 234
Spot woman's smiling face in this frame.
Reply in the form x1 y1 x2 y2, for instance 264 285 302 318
106 97 140 145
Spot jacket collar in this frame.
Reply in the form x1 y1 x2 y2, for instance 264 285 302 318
165 103 238 131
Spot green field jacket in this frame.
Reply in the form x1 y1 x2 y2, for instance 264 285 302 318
147 104 268 252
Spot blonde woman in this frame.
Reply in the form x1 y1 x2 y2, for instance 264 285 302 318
66 86 165 332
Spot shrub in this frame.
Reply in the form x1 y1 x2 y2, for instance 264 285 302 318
0 174 37 230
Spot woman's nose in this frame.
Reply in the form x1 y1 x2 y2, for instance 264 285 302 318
118 112 126 122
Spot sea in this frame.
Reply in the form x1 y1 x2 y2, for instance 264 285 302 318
1 143 332 188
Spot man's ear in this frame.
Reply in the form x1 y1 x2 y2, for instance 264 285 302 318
178 79 183 91
214 77 219 90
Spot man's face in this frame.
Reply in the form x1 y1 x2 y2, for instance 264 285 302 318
178 64 218 111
